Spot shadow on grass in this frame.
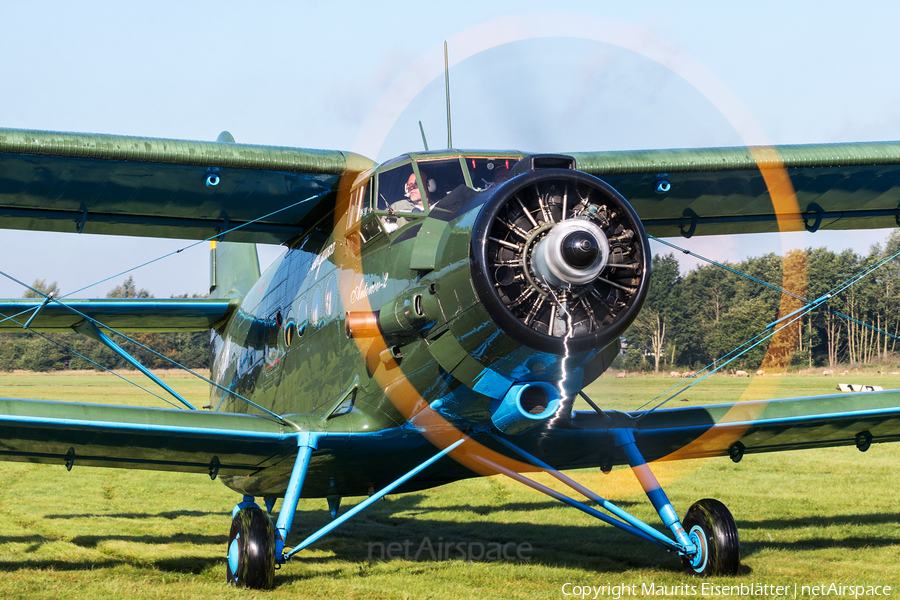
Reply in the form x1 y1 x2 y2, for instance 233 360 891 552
44 510 229 520
7 494 897 580
742 536 900 555
737 511 900 530
0 555 222 575
69 532 227 548
1 515 683 577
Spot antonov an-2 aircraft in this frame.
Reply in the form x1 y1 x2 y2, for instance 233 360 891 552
0 126 899 588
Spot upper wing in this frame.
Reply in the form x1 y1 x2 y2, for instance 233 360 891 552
0 128 374 245
4 128 895 243
570 142 900 236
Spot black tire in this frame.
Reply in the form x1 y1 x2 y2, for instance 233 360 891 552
681 498 740 576
226 506 275 589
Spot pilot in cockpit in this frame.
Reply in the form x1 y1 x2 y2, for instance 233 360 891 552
391 172 426 213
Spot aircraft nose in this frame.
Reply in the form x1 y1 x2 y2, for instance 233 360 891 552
469 167 649 354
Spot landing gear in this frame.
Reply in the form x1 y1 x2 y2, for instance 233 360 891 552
488 434 742 578
681 498 740 576
227 505 275 589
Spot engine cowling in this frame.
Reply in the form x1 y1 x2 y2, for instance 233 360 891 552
346 160 650 401
471 167 650 355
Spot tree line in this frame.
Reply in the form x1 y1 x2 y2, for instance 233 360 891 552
624 231 900 373
4 232 900 374
0 277 210 372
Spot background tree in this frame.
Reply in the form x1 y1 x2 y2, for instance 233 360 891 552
23 279 60 299
0 278 209 372
631 254 681 372
4 244 900 375
761 249 807 371
106 276 151 299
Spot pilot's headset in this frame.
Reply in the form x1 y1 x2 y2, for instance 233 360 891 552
416 168 436 196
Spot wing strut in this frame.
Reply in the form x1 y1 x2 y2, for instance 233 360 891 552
75 320 197 410
482 432 741 574
480 436 675 549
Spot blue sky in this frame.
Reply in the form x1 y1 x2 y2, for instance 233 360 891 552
1 1 898 297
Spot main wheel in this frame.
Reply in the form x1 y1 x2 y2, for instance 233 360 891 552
681 498 740 576
226 506 275 589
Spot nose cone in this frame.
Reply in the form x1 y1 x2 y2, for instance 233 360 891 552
562 231 599 269
531 219 610 288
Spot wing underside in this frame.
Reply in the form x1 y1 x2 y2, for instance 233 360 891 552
2 128 899 243
0 397 293 476
571 142 900 236
0 128 374 245
0 390 898 494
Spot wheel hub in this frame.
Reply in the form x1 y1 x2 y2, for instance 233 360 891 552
687 525 708 572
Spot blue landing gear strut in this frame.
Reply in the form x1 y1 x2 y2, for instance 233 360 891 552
488 430 739 576
283 437 466 560
227 433 467 589
227 432 317 590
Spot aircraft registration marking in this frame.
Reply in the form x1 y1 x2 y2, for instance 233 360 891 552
350 274 389 305
312 242 336 279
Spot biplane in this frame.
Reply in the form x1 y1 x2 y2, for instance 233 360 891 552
0 124 899 587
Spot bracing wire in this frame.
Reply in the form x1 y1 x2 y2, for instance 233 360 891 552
0 260 299 423
0 268 287 423
62 189 329 299
637 241 900 413
639 306 815 413
0 189 335 421
649 235 900 340
0 310 182 409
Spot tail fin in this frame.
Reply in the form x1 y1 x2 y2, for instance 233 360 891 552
209 241 260 300
208 131 261 300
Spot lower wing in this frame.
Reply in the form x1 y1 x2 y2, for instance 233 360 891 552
556 389 900 469
0 298 237 332
0 389 897 491
0 397 291 476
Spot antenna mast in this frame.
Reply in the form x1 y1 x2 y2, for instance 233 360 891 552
444 41 452 149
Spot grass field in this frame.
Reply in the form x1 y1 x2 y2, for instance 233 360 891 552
0 370 898 599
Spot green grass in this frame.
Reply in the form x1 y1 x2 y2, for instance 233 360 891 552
0 370 898 598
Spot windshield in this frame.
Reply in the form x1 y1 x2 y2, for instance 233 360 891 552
416 159 468 207
351 155 521 238
376 163 417 212
467 157 515 190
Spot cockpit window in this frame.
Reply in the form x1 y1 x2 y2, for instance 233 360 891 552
416 159 467 207
467 158 517 190
349 155 521 236
349 180 370 224
376 164 417 213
